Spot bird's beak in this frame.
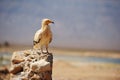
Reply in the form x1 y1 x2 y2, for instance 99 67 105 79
51 21 54 24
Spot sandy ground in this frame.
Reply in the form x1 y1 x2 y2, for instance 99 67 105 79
0 46 120 80
53 60 120 80
0 61 120 80
0 46 120 58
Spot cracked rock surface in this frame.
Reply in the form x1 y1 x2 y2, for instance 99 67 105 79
10 49 53 80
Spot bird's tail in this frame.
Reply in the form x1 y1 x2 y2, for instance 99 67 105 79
33 41 37 45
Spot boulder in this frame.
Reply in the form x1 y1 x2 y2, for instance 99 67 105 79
10 49 53 80
0 66 10 80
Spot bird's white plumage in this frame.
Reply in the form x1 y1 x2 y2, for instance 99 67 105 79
33 18 53 53
34 29 42 42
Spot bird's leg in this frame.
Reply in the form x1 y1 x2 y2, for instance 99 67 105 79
46 45 49 53
41 47 43 53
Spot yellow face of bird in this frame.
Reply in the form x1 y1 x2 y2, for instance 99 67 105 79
42 19 54 25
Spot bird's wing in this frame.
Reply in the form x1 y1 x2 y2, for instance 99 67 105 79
49 37 52 43
33 29 42 45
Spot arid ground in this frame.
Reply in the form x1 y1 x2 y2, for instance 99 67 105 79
0 46 120 80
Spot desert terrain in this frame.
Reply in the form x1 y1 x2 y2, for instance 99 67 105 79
0 46 120 80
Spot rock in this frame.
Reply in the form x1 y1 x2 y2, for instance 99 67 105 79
10 49 53 80
10 64 23 74
0 66 10 80
0 67 9 74
12 59 25 64
11 51 25 64
31 59 51 72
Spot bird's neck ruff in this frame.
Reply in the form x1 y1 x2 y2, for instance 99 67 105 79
41 24 51 32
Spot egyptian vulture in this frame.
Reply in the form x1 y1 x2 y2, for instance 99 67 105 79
33 18 54 53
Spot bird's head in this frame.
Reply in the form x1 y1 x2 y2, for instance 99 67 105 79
42 18 54 25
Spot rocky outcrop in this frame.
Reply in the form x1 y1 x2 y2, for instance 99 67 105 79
10 49 53 80
0 67 10 80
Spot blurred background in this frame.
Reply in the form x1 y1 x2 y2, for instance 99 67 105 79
0 0 120 80
0 0 120 51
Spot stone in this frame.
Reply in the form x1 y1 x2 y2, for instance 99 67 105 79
0 66 10 80
0 67 9 74
31 59 51 72
10 49 53 80
10 64 23 74
12 59 25 64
